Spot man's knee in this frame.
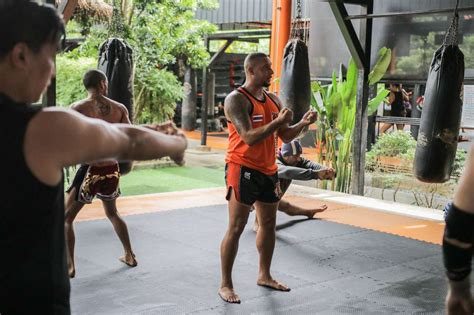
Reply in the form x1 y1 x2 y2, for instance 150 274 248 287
228 218 248 236
257 216 276 230
65 202 83 224
104 208 119 220
278 199 290 212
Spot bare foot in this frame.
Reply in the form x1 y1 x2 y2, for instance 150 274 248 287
307 205 328 219
119 253 137 267
257 278 290 292
218 287 241 304
68 262 75 279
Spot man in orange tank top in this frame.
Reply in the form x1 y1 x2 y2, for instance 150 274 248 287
219 52 317 303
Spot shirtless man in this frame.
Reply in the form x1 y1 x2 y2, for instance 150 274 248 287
64 69 142 277
220 52 317 303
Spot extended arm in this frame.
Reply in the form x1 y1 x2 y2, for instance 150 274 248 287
24 108 187 186
277 162 316 181
278 159 335 181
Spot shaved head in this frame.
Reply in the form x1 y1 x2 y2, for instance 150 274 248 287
244 52 269 73
243 52 273 88
83 69 107 90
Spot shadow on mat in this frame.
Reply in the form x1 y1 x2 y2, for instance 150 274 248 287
276 218 321 231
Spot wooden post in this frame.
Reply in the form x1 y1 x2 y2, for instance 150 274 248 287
58 0 79 24
182 66 197 131
351 0 373 195
270 0 291 94
411 84 422 140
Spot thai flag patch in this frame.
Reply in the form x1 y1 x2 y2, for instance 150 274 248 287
252 114 263 122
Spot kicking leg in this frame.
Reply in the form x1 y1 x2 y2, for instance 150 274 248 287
102 199 137 267
278 199 327 219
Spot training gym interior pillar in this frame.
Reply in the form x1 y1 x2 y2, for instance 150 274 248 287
270 0 292 95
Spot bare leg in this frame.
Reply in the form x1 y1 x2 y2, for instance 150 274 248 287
219 190 250 304
278 199 327 218
254 201 290 292
380 123 393 133
102 199 137 267
253 199 327 232
64 188 86 278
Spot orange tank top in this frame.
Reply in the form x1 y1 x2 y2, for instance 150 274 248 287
225 87 280 175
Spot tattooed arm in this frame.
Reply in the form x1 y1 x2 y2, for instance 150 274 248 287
224 91 292 146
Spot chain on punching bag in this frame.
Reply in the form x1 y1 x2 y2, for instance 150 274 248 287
279 0 311 135
98 38 134 120
414 0 464 183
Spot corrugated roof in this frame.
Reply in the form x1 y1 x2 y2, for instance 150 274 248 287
195 0 311 25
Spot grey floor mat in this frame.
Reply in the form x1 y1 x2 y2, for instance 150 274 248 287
70 204 450 314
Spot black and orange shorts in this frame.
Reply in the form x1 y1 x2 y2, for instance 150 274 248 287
67 163 121 204
225 162 281 206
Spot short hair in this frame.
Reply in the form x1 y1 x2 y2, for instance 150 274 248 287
244 52 269 72
83 70 107 90
0 0 65 59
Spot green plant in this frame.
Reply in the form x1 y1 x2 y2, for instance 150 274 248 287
365 131 416 173
56 55 97 106
58 0 218 123
452 148 467 178
310 47 392 193
370 131 417 158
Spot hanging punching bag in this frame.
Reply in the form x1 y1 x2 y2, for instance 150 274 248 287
98 38 134 120
279 38 311 131
414 7 464 183
98 38 135 175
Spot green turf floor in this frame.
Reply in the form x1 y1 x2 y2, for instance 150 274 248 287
119 166 225 196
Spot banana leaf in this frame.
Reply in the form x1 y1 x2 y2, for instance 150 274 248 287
368 86 390 115
342 59 358 107
368 47 392 85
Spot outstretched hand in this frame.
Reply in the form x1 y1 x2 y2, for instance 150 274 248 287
301 110 317 125
143 121 187 166
277 108 294 125
316 168 336 180
145 121 180 136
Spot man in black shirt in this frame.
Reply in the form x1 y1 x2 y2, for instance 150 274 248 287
0 1 187 314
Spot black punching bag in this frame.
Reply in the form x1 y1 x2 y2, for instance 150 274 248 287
280 39 311 130
414 10 464 183
98 38 135 175
98 38 134 120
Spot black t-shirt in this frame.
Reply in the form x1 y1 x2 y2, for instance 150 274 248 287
0 94 70 314
390 91 405 117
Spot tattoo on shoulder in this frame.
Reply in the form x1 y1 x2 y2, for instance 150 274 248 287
225 93 251 135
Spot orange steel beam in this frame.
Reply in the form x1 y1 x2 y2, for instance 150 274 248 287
58 0 79 24
270 0 291 94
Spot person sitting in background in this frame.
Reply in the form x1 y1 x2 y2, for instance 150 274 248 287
253 140 336 232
